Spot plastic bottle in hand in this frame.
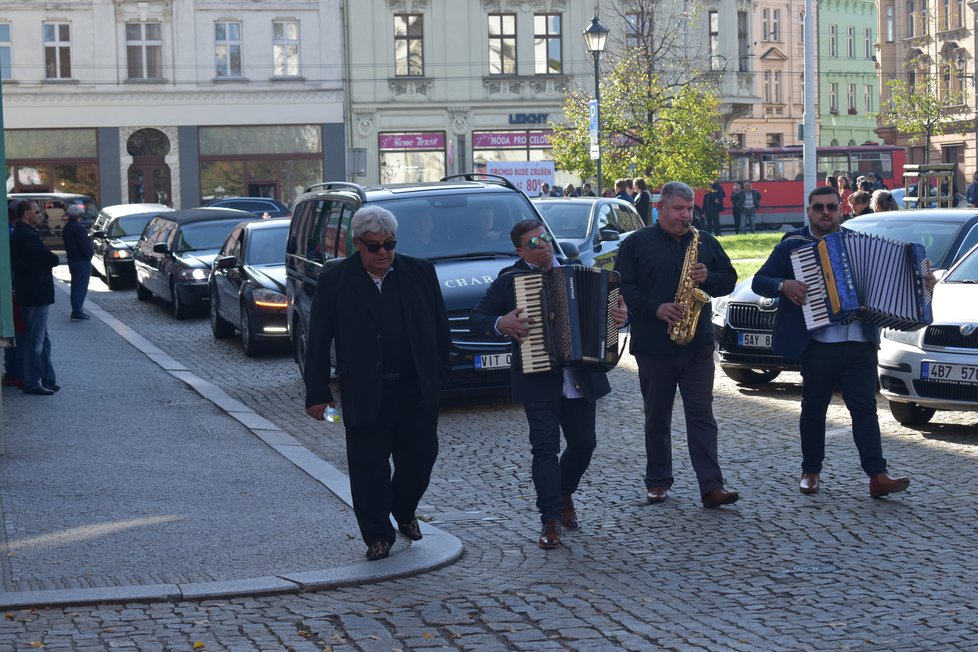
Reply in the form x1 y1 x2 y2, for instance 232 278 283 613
325 405 341 424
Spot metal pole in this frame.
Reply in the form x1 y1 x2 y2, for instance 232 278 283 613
803 0 817 197
594 53 602 196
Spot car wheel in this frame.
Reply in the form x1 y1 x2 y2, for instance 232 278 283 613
105 268 121 291
210 287 234 339
293 317 307 377
136 280 152 301
170 278 188 320
888 400 936 426
241 302 262 357
722 367 781 385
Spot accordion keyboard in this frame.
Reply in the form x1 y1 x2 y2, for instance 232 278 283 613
512 274 553 373
790 246 831 330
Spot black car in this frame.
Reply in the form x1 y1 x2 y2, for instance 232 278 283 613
89 203 173 290
713 209 978 384
204 196 291 218
533 197 645 270
210 218 291 356
285 174 564 391
133 207 261 319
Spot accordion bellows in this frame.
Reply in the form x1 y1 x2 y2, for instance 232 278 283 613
512 266 622 374
789 230 933 332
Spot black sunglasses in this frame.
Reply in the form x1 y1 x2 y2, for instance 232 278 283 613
525 232 554 249
811 202 840 212
361 239 396 253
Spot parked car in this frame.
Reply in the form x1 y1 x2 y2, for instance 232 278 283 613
286 174 564 391
533 197 645 269
89 203 173 290
713 209 978 385
204 196 291 218
133 207 260 319
8 192 98 249
878 243 978 425
209 218 291 356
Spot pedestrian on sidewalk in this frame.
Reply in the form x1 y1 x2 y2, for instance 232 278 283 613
303 205 451 562
10 200 60 395
63 204 94 320
470 220 628 550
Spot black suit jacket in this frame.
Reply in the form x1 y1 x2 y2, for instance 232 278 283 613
303 253 451 427
10 222 60 306
470 258 612 404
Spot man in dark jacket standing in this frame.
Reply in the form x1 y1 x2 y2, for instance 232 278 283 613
10 201 60 395
614 182 740 509
633 177 653 226
471 219 627 550
304 205 451 562
702 182 725 235
731 181 762 233
63 204 94 320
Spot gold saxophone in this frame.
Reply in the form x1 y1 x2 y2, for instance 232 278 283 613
668 225 712 345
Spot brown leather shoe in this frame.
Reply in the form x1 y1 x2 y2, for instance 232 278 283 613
870 472 910 498
799 472 821 494
646 486 669 504
538 518 561 549
560 495 579 530
397 518 423 541
702 487 740 508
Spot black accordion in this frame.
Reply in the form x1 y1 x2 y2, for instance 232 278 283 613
789 230 933 332
512 266 621 374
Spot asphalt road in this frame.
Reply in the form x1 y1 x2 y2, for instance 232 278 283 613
2 267 977 651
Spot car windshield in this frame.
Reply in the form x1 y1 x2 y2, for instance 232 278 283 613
534 203 591 239
845 219 961 266
176 219 247 252
945 247 978 282
107 213 155 238
246 225 289 265
378 192 539 258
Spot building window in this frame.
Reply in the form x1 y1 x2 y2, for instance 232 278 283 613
800 12 805 43
830 82 839 112
907 0 915 37
762 9 771 41
709 11 720 70
273 20 299 77
534 14 561 74
886 5 895 42
0 24 11 80
763 71 771 103
762 9 781 41
625 14 642 49
847 83 856 110
43 23 71 79
942 0 951 29
956 0 965 27
126 22 162 80
847 26 855 58
488 13 516 75
215 22 242 78
864 84 873 113
774 70 782 103
394 14 424 76
766 133 783 147
738 12 749 72
829 25 837 57
864 28 873 59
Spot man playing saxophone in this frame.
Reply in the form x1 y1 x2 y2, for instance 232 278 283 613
614 181 740 508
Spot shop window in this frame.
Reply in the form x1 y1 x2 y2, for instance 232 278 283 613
126 22 162 80
43 22 71 79
394 14 424 76
215 22 242 78
273 20 300 77
534 14 561 74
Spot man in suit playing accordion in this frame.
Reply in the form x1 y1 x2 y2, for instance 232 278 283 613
470 220 628 550
753 185 932 498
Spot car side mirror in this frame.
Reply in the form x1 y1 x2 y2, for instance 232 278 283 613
932 268 947 282
599 228 621 242
557 240 580 260
215 255 238 269
90 229 106 238
152 242 170 254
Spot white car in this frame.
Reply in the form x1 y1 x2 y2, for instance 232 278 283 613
878 243 978 425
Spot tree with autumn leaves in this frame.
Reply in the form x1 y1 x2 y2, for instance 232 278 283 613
878 71 967 165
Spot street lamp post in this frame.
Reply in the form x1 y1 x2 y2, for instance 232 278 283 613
582 15 609 196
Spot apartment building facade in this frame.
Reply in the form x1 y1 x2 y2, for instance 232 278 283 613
2 0 345 209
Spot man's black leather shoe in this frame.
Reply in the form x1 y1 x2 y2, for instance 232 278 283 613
398 519 422 541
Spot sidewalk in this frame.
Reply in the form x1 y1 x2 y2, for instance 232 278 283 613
0 282 461 609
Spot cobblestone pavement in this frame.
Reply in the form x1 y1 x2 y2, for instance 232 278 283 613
2 272 977 651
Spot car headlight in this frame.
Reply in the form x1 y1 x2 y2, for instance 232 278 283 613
882 327 922 347
712 295 729 322
108 249 131 259
177 267 210 281
252 288 288 310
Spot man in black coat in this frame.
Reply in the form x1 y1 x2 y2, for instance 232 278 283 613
633 177 653 226
470 220 627 550
304 205 451 561
63 204 94 320
10 200 61 395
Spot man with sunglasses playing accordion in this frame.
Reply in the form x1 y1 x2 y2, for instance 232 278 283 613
304 205 451 562
471 219 628 550
753 185 935 499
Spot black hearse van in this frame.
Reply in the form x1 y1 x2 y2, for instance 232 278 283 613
285 174 561 391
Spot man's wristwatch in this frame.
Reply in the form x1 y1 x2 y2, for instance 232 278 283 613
776 280 785 295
